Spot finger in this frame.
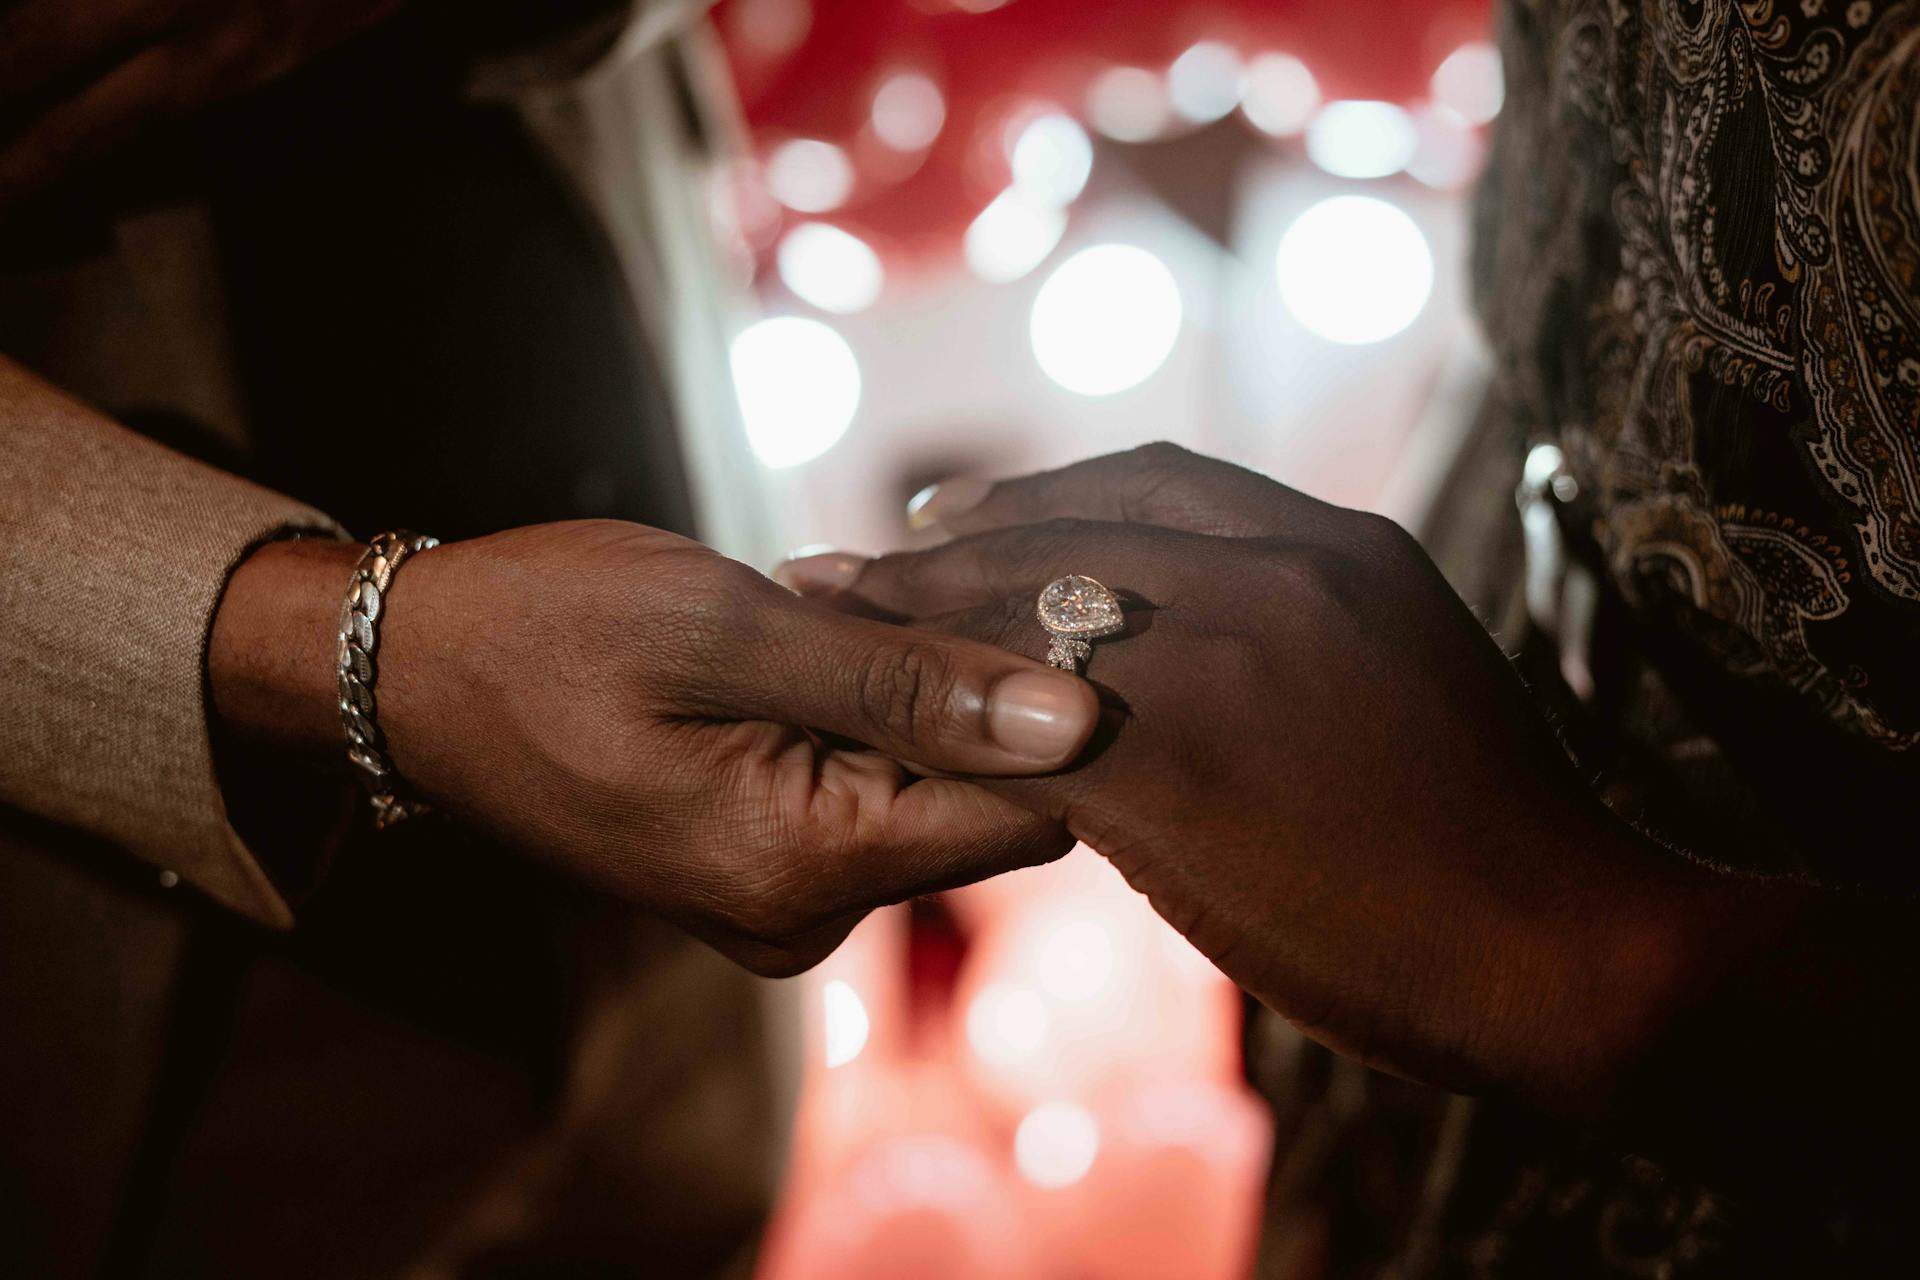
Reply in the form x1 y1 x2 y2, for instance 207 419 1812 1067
777 519 1204 621
905 442 1335 539
0 0 177 111
699 742 1074 975
699 592 1100 776
843 771 1074 898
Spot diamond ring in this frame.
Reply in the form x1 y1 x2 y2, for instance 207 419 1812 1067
1036 575 1125 673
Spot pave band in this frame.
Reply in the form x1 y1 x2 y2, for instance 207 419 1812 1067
337 530 439 828
1036 575 1125 675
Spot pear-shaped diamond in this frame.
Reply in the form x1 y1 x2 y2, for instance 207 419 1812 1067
1036 575 1125 638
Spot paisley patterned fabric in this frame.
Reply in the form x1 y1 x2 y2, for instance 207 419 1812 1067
1251 7 1920 1276
1474 0 1920 767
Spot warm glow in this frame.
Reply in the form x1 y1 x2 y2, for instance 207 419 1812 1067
1030 244 1183 396
1304 100 1417 179
1275 195 1433 344
1037 919 1116 1002
965 190 1067 283
1086 67 1172 142
1010 113 1093 207
966 982 1050 1066
872 71 946 151
730 316 862 467
1241 52 1319 136
777 223 884 313
1015 1102 1101 1188
766 138 855 213
1168 42 1244 124
1432 42 1504 125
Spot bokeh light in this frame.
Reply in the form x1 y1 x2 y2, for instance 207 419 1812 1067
1086 67 1173 142
1304 100 1418 178
731 316 863 466
1015 1102 1102 1189
777 223 885 313
1167 42 1244 124
966 982 1050 1067
1010 113 1094 207
1030 244 1183 395
1240 52 1319 136
965 191 1068 283
822 979 871 1069
1275 195 1433 344
767 138 856 212
872 70 947 151
1431 41 1504 125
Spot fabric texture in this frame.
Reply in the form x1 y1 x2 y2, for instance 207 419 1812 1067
0 356 344 927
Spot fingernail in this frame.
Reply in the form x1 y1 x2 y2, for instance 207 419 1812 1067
986 670 1095 765
906 476 993 532
772 551 869 594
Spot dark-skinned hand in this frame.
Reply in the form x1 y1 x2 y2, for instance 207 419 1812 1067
211 519 1099 976
778 444 1707 1115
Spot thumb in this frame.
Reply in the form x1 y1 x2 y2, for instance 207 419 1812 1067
709 597 1098 775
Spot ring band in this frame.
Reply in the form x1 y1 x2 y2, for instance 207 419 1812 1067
1036 575 1125 673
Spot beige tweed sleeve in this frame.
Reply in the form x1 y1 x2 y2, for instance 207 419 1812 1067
0 356 346 928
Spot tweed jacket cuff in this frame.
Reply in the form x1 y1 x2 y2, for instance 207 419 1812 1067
1 358 346 928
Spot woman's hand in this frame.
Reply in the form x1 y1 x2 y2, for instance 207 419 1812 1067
781 446 1702 1110
209 520 1098 975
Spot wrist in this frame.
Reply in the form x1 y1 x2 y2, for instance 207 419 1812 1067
209 537 362 754
1492 812 1750 1124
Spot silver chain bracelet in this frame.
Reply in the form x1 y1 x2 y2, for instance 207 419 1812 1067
337 530 440 827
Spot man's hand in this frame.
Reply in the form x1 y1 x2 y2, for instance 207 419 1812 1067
781 445 1706 1107
0 0 402 208
209 520 1098 975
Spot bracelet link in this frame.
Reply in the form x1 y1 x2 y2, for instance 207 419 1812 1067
337 530 439 827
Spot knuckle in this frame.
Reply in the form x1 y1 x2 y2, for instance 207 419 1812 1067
1131 440 1196 469
856 640 960 743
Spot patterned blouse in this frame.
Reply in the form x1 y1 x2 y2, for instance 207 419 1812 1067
1474 0 1920 879
1253 3 1919 1275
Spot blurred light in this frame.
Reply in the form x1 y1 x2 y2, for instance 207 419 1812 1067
726 0 811 60
965 189 1067 283
1031 244 1183 395
1168 41 1244 123
1010 113 1093 207
1304 100 1417 178
766 138 854 212
1086 66 1172 142
1015 1102 1101 1188
872 71 946 151
1431 41 1504 125
966 982 1049 1066
950 0 1012 10
1241 52 1319 136
777 223 884 313
823 978 871 1068
731 316 862 467
1038 919 1117 1001
1407 103 1487 189
1276 195 1433 344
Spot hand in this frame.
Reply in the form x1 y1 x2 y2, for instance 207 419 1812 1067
782 445 1696 1109
0 0 402 209
209 520 1099 975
